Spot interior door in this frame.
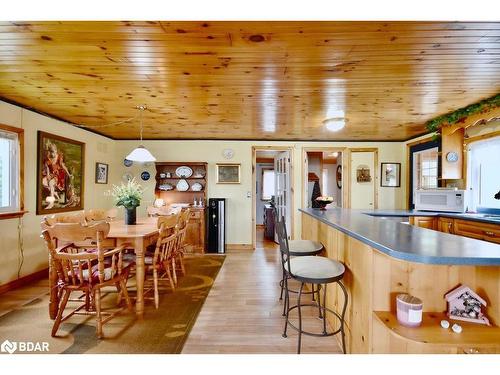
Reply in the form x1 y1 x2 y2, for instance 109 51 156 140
350 151 376 209
408 140 440 209
275 151 291 240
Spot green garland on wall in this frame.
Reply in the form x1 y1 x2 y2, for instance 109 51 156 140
426 93 500 135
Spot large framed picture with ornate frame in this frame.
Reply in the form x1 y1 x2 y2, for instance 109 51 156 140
37 131 85 215
216 163 241 184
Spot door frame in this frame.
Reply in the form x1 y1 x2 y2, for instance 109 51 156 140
252 145 295 250
301 147 349 209
349 147 379 209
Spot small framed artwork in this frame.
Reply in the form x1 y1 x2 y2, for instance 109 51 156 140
37 131 85 215
381 162 401 187
216 163 241 184
95 162 109 184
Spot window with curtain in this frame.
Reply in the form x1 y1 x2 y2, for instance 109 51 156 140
261 168 275 201
468 136 500 210
0 129 20 212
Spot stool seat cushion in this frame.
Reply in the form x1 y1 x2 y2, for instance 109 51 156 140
289 256 345 283
288 240 323 255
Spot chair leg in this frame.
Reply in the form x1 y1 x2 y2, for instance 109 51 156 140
119 278 133 312
177 253 186 275
282 277 290 337
322 283 328 335
153 268 159 309
94 288 103 339
171 258 178 286
51 289 70 337
163 261 176 291
279 267 285 301
338 280 348 354
297 282 304 354
317 284 323 319
311 283 316 302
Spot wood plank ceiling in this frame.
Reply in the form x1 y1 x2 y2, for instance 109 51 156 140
0 21 499 141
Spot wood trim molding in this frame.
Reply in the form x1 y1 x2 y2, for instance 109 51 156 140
226 244 253 250
0 123 24 217
0 210 28 220
0 268 49 295
464 129 500 145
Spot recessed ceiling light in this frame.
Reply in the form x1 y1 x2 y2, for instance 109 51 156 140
323 118 345 132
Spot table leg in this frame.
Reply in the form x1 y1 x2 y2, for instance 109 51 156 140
134 237 145 319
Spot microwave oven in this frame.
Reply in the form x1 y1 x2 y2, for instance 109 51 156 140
414 189 469 213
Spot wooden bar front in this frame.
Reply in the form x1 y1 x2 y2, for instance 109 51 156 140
301 213 500 354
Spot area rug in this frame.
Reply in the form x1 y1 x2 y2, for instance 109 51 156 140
0 255 225 354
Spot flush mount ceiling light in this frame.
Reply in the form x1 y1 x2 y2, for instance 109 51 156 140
126 105 156 163
323 118 346 132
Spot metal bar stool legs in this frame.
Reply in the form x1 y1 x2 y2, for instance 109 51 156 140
282 277 349 354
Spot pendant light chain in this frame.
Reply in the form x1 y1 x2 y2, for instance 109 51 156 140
137 104 146 142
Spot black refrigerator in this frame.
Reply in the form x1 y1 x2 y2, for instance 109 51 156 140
207 198 226 254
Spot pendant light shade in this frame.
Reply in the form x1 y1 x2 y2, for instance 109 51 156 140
125 105 156 162
126 145 156 162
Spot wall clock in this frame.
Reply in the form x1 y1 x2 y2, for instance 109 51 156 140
222 148 235 160
446 151 459 163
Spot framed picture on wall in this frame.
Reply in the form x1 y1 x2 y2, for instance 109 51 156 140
216 163 241 184
95 162 109 184
37 131 85 215
381 162 401 187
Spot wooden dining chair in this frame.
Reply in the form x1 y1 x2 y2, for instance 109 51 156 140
85 208 118 223
41 221 134 338
171 208 190 285
146 214 179 308
45 211 86 226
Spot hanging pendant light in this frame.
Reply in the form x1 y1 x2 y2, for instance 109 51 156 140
126 105 156 162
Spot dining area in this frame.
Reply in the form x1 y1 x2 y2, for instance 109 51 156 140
27 203 224 350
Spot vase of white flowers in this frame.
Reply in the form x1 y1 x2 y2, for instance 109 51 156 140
111 178 143 225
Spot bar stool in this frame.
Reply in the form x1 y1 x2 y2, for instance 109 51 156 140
276 217 348 354
273 207 325 315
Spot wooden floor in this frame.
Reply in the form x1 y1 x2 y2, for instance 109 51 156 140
182 227 342 353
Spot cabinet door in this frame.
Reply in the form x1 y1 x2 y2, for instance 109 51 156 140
437 218 454 234
185 210 206 253
410 216 436 230
454 219 500 244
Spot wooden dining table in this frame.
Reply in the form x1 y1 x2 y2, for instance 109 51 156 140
107 217 159 319
47 217 159 320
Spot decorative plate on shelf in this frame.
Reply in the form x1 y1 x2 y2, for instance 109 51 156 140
123 159 133 167
176 179 190 192
175 166 193 178
193 169 206 178
141 171 150 181
158 183 174 191
191 182 203 191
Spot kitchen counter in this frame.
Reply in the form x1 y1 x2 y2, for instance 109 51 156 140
300 208 500 353
300 208 500 265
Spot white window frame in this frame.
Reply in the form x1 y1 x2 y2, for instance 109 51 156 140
261 168 275 201
0 129 20 213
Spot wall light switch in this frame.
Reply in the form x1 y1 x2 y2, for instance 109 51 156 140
247 191 251 198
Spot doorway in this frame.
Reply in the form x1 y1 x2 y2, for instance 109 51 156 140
302 147 347 209
408 140 441 209
252 146 294 250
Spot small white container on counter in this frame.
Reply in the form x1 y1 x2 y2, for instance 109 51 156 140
396 294 423 327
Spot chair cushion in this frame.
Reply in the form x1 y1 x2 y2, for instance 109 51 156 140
288 240 323 255
289 256 345 283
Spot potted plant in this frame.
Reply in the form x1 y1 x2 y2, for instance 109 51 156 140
111 178 143 225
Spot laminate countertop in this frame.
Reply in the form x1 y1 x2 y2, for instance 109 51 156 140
362 209 500 225
300 208 500 266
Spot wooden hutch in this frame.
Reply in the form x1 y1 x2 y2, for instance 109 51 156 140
155 162 207 254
